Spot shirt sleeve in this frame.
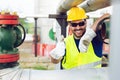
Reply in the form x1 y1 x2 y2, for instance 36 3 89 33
92 31 103 58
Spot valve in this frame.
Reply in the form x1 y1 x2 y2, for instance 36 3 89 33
0 11 26 69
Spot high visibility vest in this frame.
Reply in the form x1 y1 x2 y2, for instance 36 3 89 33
62 35 102 69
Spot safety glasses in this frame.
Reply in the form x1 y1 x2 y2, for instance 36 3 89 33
70 21 85 27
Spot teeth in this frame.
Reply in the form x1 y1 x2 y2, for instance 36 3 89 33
76 30 81 33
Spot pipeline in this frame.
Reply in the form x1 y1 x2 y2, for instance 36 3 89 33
57 0 85 14
57 0 111 14
79 0 111 12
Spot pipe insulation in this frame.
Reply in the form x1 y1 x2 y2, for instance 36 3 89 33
57 0 111 14
57 0 85 14
79 0 111 12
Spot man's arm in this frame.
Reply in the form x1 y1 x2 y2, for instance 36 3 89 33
79 13 110 53
91 13 110 32
49 36 65 64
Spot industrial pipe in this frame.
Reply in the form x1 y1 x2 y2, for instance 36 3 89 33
109 0 120 80
79 0 111 12
57 0 110 14
57 0 85 14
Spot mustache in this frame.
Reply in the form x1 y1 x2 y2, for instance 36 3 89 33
74 29 84 31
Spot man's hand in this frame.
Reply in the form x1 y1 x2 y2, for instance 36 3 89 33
79 28 96 53
50 36 65 59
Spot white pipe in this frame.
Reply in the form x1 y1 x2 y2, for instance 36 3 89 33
79 0 111 12
1 68 108 80
19 14 49 18
57 0 85 14
109 0 120 80
57 0 110 14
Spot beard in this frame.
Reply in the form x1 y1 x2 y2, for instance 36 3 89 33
73 29 86 39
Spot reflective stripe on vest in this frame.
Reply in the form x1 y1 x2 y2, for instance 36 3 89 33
71 60 101 70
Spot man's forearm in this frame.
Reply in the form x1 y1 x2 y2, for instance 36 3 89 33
91 13 110 32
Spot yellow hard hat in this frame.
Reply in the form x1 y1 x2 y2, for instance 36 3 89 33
67 7 87 21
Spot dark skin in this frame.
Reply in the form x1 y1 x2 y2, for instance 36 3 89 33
50 13 110 64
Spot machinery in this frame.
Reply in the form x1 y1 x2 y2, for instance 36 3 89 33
0 12 26 69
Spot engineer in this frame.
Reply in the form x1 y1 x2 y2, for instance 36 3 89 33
50 7 110 69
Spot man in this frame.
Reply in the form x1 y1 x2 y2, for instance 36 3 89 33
50 7 110 69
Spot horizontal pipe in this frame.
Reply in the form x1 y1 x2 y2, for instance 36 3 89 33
57 0 110 14
57 0 85 14
79 0 111 12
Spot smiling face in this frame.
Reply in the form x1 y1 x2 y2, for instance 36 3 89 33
69 19 87 39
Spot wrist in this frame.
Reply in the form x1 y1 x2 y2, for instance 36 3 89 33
50 56 62 64
86 28 96 40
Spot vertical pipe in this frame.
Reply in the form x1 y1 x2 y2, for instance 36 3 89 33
34 18 38 57
109 0 120 80
56 17 67 37
61 19 67 37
